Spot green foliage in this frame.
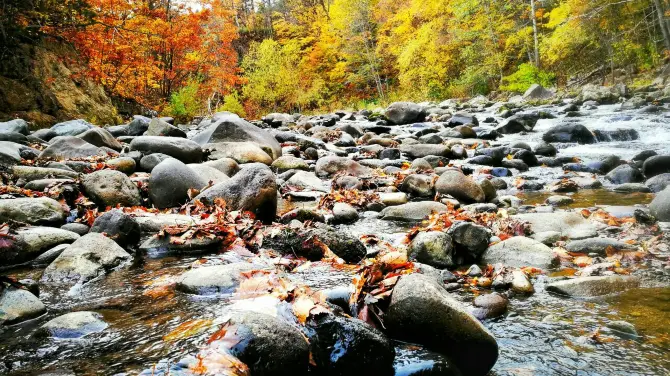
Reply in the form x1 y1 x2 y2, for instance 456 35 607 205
217 91 247 117
501 63 555 93
167 79 202 122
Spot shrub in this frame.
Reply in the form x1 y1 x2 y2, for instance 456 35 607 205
217 91 246 117
167 79 202 122
501 63 555 93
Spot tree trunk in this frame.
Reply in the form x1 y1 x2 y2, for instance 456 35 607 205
653 0 670 50
530 0 540 67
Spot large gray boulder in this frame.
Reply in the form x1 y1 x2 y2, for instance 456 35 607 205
565 238 637 256
482 236 558 269
579 84 622 104
379 201 449 222
149 158 207 209
546 276 640 297
130 136 203 163
144 118 186 138
0 197 67 225
0 287 46 325
82 169 142 207
385 273 498 376
223 311 310 376
2 227 80 265
523 84 554 100
649 187 670 221
192 113 281 159
193 163 277 223
176 262 258 295
435 169 485 203
0 141 24 168
41 233 132 285
39 137 108 159
50 119 93 137
0 119 29 135
542 123 596 144
127 115 151 136
385 102 425 125
77 127 123 151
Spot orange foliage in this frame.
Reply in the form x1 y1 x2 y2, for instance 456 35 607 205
53 0 239 110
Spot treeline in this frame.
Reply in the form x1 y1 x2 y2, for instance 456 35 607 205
1 0 669 120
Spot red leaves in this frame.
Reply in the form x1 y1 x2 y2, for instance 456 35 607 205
317 189 380 210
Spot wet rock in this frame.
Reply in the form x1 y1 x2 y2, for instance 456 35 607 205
307 314 394 375
534 142 557 156
446 221 490 260
649 187 670 221
633 150 657 163
126 116 151 136
40 312 108 338
513 150 538 167
315 156 371 177
192 113 282 159
379 201 449 222
482 236 558 269
472 293 508 320
501 159 529 172
149 158 207 209
32 244 70 266
385 102 425 125
271 155 309 173
41 233 132 285
77 128 123 151
409 231 455 268
12 166 78 182
139 234 222 255
510 269 534 294
605 164 643 184
2 227 80 265
542 123 596 144
642 155 670 178
606 321 638 338
0 197 67 226
176 263 258 295
263 225 366 263
39 136 108 159
0 287 46 325
385 273 498 376
224 311 309 376
130 136 203 163
279 208 326 223
447 113 478 127
82 170 142 207
400 174 435 197
90 210 141 247
194 163 277 223
144 118 186 138
106 157 136 174
546 275 640 297
496 113 539 134
513 212 597 240
393 343 462 376
399 144 450 159
546 195 573 206
613 183 650 193
435 169 485 203
50 119 93 137
645 173 670 193
331 202 358 224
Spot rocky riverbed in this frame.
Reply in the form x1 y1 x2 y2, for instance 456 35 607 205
1 83 669 375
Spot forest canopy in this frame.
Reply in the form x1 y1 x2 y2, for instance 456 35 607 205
1 0 669 119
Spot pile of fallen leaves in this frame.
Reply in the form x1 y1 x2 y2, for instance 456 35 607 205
317 189 380 210
406 205 531 243
157 199 263 249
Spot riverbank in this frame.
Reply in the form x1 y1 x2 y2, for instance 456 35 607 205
0 83 669 375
